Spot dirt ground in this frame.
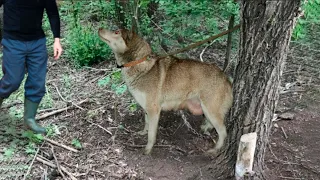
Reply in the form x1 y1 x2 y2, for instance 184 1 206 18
0 33 319 180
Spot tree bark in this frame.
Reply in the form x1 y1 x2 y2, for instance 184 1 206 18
203 0 301 179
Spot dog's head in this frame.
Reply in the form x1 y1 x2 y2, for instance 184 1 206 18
99 28 151 65
98 28 129 53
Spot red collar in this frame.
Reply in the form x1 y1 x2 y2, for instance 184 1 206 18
117 56 148 68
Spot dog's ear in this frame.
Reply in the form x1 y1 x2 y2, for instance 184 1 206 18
128 23 137 40
127 29 134 41
130 23 138 36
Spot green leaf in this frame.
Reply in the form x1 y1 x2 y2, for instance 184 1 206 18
98 76 111 87
115 84 127 95
4 148 14 158
71 139 82 149
118 124 125 130
129 103 138 112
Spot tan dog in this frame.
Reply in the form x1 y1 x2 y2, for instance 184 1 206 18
98 28 233 155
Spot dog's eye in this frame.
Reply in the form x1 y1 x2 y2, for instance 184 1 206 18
115 30 120 34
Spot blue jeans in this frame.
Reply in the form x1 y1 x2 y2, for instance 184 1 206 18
0 38 48 103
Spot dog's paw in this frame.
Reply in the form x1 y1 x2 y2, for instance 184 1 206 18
144 147 152 155
137 130 148 136
205 148 218 156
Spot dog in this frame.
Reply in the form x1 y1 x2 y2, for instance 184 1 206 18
98 28 233 155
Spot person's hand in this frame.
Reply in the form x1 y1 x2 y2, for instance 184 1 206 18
53 38 63 60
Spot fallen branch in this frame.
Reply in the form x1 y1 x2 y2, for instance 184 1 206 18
37 98 89 120
278 176 302 180
281 127 288 139
44 137 79 153
23 143 43 180
2 101 22 109
124 143 186 154
280 89 305 94
86 120 112 136
36 156 77 180
51 145 67 180
53 83 85 110
83 66 111 72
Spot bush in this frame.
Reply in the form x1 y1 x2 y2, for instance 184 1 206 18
293 0 320 40
137 0 239 53
65 25 112 67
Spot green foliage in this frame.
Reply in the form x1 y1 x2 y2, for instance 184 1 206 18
22 131 44 144
293 0 320 40
57 0 114 67
3 148 15 158
136 0 239 52
54 0 241 65
98 70 128 95
40 85 54 109
129 102 138 112
71 138 82 149
42 13 54 55
25 142 37 154
65 25 112 67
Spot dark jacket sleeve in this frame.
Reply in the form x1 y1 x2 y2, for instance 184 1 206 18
45 0 60 38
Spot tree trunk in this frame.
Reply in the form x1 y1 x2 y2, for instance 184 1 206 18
204 0 301 179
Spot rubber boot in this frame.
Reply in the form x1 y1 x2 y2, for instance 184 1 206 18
24 98 46 134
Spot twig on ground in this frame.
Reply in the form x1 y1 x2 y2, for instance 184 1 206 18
53 83 85 110
44 137 79 153
83 66 111 72
278 176 302 180
39 107 59 113
37 98 89 120
280 90 305 94
124 143 186 154
50 145 67 180
86 119 112 136
87 75 103 84
199 168 203 180
36 156 77 180
281 127 288 139
23 142 44 180
2 101 22 109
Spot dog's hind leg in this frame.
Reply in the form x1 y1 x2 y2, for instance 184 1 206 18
138 113 148 135
144 107 161 155
200 116 214 134
201 101 227 154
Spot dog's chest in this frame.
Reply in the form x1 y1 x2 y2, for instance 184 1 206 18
129 88 147 109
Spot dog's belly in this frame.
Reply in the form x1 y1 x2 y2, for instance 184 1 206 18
161 98 203 115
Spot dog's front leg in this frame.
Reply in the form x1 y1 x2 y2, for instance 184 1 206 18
144 107 161 155
138 113 148 135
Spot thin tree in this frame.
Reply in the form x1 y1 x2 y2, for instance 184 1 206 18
115 0 129 29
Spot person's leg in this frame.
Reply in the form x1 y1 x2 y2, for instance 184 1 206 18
24 38 48 134
0 39 27 108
